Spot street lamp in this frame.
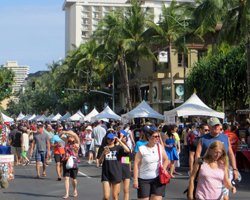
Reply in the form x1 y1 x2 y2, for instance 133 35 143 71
160 15 188 107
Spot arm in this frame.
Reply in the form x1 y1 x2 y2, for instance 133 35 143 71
46 137 51 156
161 145 169 169
227 138 239 180
195 139 202 159
223 167 236 194
188 160 200 200
133 151 142 189
64 130 80 144
29 139 35 157
116 137 130 153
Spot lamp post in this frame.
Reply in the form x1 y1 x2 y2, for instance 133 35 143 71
161 15 188 106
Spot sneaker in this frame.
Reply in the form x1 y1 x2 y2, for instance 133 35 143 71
88 161 93 164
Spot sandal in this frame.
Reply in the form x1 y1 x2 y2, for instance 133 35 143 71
62 195 69 199
42 173 46 177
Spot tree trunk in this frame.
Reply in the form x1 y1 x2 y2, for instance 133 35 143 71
247 40 250 108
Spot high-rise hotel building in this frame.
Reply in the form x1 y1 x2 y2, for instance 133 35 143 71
4 61 29 93
63 0 194 54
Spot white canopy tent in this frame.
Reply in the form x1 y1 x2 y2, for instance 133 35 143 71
60 112 71 121
22 114 31 121
164 93 225 121
36 115 47 122
125 100 164 120
84 108 99 122
28 114 36 121
93 106 121 121
68 110 85 121
46 114 55 122
51 113 62 121
16 112 25 121
1 112 14 123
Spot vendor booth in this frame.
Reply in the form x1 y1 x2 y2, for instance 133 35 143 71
164 93 225 123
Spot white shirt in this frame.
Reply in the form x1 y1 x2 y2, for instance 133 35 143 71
93 125 106 146
138 144 161 179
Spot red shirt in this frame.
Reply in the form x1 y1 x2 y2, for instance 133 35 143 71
224 130 239 154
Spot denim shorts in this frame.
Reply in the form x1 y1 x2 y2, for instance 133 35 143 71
35 150 46 163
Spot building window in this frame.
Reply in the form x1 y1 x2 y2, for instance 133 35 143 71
162 84 171 101
198 50 207 61
178 53 188 67
140 86 149 101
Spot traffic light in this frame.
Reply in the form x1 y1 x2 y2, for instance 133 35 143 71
4 83 9 92
32 81 36 90
61 88 65 95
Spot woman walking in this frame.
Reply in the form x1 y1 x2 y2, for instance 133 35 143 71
164 130 179 178
133 125 169 200
62 130 80 199
99 132 130 200
188 140 236 200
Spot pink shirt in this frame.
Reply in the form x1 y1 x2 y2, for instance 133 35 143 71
196 162 224 200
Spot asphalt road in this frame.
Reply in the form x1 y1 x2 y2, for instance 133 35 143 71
0 159 249 200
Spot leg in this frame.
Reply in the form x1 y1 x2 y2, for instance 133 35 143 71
189 151 195 174
111 182 121 200
170 161 175 177
63 176 70 198
56 162 62 179
36 161 40 177
102 181 111 200
72 178 78 197
123 179 130 200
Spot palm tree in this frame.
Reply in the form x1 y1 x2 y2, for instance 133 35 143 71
94 0 154 111
146 0 188 108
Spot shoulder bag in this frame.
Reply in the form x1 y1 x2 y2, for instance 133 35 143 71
157 143 171 184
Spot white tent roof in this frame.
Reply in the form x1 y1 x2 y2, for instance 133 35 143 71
33 115 41 121
36 115 47 122
93 106 121 121
16 112 25 121
28 114 36 121
22 114 31 121
125 100 164 120
1 112 14 122
84 108 99 122
68 110 85 121
164 93 225 119
60 112 71 121
51 113 62 121
46 114 55 121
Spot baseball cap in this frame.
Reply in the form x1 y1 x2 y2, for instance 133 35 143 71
207 117 221 126
107 133 117 140
119 130 128 137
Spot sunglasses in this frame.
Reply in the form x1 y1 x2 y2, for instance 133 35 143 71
204 129 209 132
152 135 160 138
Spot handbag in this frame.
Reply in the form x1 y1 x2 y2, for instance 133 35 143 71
66 156 75 169
157 143 171 184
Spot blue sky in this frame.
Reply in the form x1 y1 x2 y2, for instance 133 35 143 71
0 0 65 73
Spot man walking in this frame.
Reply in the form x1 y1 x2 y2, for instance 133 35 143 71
196 117 238 200
30 124 50 178
92 121 106 167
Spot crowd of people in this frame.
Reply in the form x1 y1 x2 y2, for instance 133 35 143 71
3 116 250 199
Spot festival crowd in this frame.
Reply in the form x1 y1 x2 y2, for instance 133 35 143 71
4 117 250 200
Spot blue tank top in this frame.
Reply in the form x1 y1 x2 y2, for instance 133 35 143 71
200 133 229 156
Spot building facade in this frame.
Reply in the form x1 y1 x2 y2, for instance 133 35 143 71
63 0 204 114
63 0 194 54
4 61 29 93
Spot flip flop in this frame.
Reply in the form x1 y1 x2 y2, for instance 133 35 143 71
62 195 69 199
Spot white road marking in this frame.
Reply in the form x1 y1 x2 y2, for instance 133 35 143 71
78 170 92 179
